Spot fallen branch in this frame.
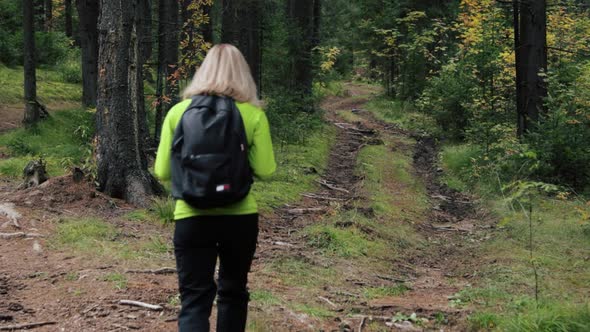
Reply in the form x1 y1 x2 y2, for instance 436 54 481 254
318 296 337 308
286 207 326 215
0 321 57 330
0 232 43 239
375 275 408 283
125 268 176 275
272 241 294 247
333 123 375 136
118 300 163 311
301 193 346 201
315 179 350 194
359 316 367 332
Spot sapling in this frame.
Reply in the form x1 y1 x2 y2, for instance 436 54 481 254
504 180 560 304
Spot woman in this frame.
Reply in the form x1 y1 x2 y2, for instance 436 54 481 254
155 44 276 332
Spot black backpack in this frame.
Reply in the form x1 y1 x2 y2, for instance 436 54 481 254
170 95 253 209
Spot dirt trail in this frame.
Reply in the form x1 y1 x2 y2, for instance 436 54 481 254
250 84 495 330
0 83 493 331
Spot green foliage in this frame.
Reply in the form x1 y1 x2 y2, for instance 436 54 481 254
417 61 473 140
524 63 590 191
0 65 82 104
56 48 83 84
0 109 94 179
365 97 439 136
35 32 72 66
253 125 334 212
305 224 382 258
362 285 409 299
265 92 324 145
0 0 21 66
149 196 175 225
102 273 128 290
52 218 118 250
250 290 281 306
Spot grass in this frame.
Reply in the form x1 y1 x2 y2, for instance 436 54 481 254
253 125 335 212
363 284 409 300
363 95 590 330
265 257 339 289
0 108 94 178
365 96 439 135
50 217 173 266
0 64 82 105
250 290 282 307
305 223 383 258
440 144 590 330
102 272 128 290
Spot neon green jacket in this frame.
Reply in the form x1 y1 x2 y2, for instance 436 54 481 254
154 99 276 220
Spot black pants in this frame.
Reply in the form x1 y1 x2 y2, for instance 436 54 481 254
174 214 259 332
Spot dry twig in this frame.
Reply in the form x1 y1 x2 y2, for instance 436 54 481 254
125 268 176 275
0 232 43 239
118 300 163 311
0 321 57 330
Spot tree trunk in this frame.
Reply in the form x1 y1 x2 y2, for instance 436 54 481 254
221 0 261 92
312 0 321 49
514 1 524 137
154 0 180 143
44 0 52 31
65 0 73 37
516 0 547 135
287 0 315 100
138 0 152 64
23 0 40 126
76 0 99 108
97 0 162 206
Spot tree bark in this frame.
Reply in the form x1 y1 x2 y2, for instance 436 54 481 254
23 0 40 125
516 0 547 135
76 0 99 108
221 0 261 92
138 0 152 64
287 0 315 101
154 0 180 143
97 0 162 206
65 0 73 37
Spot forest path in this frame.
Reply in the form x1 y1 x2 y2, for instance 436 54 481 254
248 83 495 331
0 83 494 331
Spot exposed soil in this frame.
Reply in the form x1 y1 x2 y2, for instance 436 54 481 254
0 84 494 331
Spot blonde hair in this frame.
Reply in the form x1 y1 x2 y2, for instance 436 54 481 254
182 44 261 107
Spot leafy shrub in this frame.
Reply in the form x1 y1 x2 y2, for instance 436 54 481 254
519 64 590 191
0 0 21 65
264 90 324 145
57 49 83 84
6 138 38 155
35 32 72 66
417 61 474 140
